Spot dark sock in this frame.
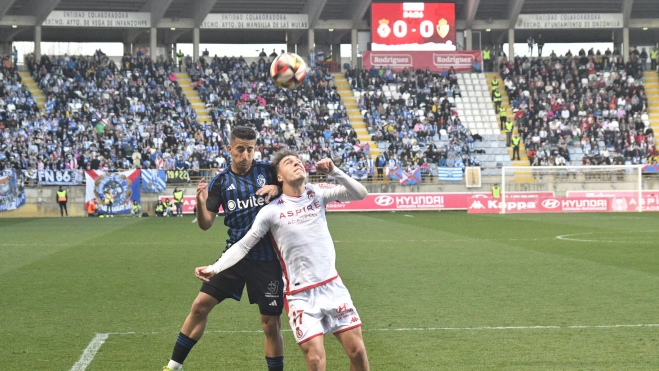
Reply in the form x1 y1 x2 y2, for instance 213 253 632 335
171 332 198 364
266 356 284 371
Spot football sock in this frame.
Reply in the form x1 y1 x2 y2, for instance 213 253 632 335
266 356 284 371
170 332 197 367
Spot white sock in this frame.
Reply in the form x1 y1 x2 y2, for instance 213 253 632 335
167 360 183 370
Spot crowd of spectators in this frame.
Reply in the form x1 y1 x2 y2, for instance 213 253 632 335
348 64 480 175
0 50 378 182
501 47 658 167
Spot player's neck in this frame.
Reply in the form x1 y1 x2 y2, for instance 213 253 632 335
282 180 305 197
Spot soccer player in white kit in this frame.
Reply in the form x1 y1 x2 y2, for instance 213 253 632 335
196 149 370 371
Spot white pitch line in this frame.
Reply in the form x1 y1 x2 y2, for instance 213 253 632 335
107 323 659 336
70 333 109 371
556 232 657 244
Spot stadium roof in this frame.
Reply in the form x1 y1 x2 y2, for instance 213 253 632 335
1 0 658 46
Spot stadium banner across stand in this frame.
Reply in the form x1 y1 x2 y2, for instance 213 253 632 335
37 170 83 185
515 13 623 29
43 11 151 28
165 170 190 183
141 169 167 193
326 192 553 212
85 170 141 215
362 51 481 72
0 170 25 212
201 14 308 29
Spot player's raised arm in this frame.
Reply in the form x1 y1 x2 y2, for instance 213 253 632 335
196 178 217 231
195 207 272 281
316 158 368 202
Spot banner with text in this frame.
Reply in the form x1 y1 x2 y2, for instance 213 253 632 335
85 170 141 215
466 195 659 214
515 13 622 29
362 51 481 72
44 11 151 28
566 190 659 212
37 170 83 185
0 170 25 212
326 192 553 212
201 13 308 29
165 170 190 183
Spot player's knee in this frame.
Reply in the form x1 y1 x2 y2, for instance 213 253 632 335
304 351 324 369
190 296 215 317
261 316 282 339
345 342 368 362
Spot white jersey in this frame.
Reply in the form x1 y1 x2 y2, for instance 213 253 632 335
208 167 367 295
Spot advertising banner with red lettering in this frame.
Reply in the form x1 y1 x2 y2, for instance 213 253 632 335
566 190 659 212
326 192 552 212
466 196 649 214
362 51 481 72
371 3 455 47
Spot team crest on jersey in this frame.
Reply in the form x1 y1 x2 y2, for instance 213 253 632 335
307 190 316 199
257 174 266 187
267 280 279 294
296 327 303 339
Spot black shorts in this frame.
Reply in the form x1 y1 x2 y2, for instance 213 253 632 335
200 257 284 316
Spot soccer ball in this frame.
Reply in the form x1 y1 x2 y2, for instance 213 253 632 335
270 52 307 89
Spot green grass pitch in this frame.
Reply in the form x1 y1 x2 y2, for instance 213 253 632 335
1 212 658 370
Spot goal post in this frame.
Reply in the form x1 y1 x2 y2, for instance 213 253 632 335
500 165 644 214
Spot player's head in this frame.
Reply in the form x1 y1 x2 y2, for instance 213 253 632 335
228 126 257 175
272 149 305 185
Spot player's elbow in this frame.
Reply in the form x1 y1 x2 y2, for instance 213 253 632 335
354 185 368 200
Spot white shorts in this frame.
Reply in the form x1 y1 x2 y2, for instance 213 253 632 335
286 277 362 344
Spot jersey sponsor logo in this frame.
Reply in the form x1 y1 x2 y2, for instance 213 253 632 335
277 199 285 205
338 303 348 312
226 195 266 211
257 174 266 187
278 200 322 219
269 300 278 306
351 316 359 323
374 195 394 206
227 184 236 190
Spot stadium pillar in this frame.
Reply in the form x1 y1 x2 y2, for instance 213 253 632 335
623 27 630 62
193 27 200 61
465 29 472 50
34 25 41 61
351 28 358 69
150 27 157 58
508 28 514 60
308 29 315 55
123 42 131 56
331 43 340 65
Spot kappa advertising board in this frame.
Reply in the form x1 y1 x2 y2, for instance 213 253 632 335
362 51 481 72
326 192 553 212
371 3 455 47
466 196 647 214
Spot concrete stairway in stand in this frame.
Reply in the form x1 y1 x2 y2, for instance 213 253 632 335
18 71 45 112
175 72 211 123
644 72 659 134
485 72 532 182
333 73 380 158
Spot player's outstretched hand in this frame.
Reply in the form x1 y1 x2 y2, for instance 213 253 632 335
256 184 280 203
196 178 208 204
316 158 335 174
195 266 215 282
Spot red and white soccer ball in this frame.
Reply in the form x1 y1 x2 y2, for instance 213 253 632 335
270 52 307 89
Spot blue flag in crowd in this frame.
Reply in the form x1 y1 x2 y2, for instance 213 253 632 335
141 169 167 193
437 167 463 182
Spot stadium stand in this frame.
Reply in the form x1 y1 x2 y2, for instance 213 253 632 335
500 50 656 168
